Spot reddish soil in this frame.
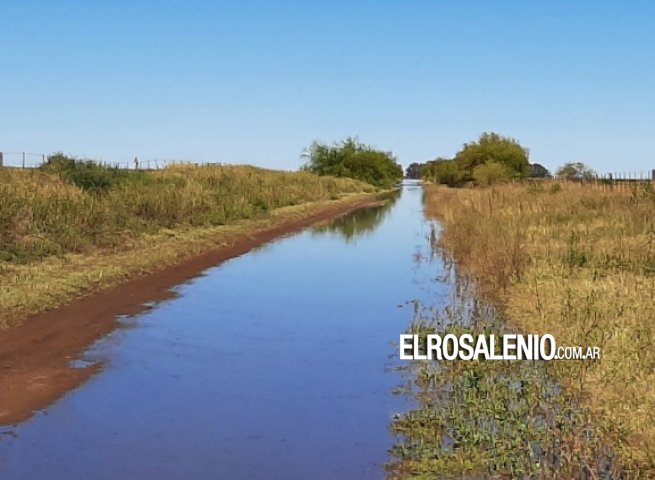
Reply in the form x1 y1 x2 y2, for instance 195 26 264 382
0 198 380 426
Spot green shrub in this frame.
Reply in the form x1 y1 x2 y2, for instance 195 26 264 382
41 153 148 192
472 161 513 186
420 132 530 188
422 158 468 187
455 132 530 178
301 137 402 188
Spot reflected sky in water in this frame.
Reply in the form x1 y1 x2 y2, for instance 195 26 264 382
0 181 454 480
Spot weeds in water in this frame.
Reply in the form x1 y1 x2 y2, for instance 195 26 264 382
420 181 655 476
389 296 618 479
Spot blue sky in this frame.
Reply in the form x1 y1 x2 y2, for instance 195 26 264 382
1 1 654 173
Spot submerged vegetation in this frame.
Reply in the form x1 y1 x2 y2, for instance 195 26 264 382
389 295 615 479
302 137 403 188
408 181 655 477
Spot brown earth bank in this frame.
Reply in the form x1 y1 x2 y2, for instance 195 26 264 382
0 196 382 426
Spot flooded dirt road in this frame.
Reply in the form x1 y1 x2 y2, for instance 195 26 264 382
0 181 450 479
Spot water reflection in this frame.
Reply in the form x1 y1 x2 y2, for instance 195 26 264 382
0 182 435 480
388 229 619 479
311 191 401 241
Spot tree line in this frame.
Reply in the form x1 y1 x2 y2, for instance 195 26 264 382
405 132 597 186
299 133 599 189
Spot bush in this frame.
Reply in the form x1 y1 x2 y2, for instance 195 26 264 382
420 132 531 188
455 132 530 178
472 161 513 186
41 153 145 192
421 159 468 187
301 137 402 188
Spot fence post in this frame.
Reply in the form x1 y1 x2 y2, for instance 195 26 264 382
22 152 25 169
652 169 655 181
0 152 3 167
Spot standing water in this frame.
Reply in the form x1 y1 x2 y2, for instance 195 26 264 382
0 182 451 479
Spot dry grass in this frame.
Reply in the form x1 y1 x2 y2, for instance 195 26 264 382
0 164 374 263
424 180 655 475
0 194 374 329
0 163 375 328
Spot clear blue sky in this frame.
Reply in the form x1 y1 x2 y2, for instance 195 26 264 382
1 1 654 173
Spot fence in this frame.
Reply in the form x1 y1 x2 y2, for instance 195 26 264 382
593 171 655 182
0 152 213 170
0 152 48 168
525 170 655 192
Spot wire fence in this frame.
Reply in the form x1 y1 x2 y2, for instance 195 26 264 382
0 151 216 170
589 171 655 182
0 152 47 169
554 171 655 192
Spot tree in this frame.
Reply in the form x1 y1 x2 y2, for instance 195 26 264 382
454 132 530 178
528 163 551 178
301 137 402 188
405 162 422 179
556 162 596 180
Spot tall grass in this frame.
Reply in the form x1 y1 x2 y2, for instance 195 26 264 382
423 181 655 476
0 161 374 264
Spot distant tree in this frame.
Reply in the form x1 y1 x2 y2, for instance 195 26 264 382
454 132 530 178
301 137 402 188
528 163 551 178
404 162 422 179
556 162 596 180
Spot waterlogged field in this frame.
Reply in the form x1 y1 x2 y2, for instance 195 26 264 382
402 181 655 478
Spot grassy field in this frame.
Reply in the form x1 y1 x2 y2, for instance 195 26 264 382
402 181 655 477
0 161 375 328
